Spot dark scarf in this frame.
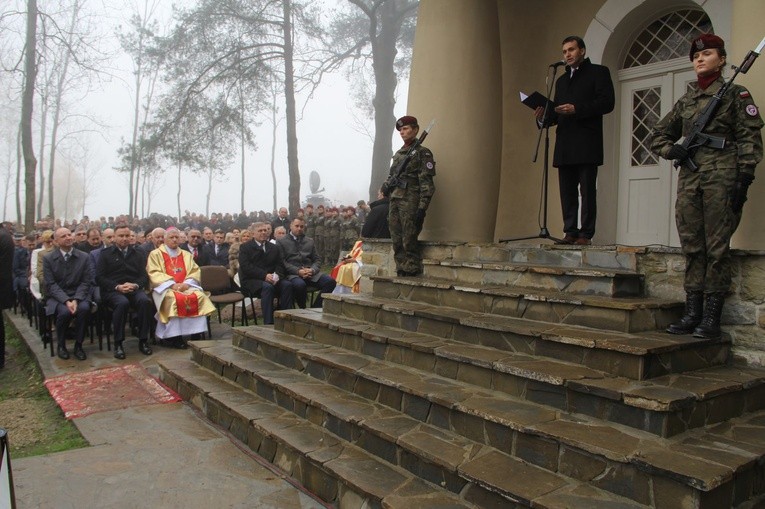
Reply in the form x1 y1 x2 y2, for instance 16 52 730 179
698 70 721 90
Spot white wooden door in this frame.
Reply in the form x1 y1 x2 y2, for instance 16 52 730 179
616 69 696 247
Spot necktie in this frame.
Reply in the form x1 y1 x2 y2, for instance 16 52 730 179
64 253 70 262
215 245 219 256
193 247 198 259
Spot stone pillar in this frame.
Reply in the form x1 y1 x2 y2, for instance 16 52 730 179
730 0 765 250
407 0 502 242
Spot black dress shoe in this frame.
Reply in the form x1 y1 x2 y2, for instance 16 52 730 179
138 341 153 356
73 344 87 361
114 343 126 360
57 345 70 360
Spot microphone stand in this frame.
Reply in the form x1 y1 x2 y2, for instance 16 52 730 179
501 64 562 243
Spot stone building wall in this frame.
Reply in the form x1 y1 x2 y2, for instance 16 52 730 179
359 239 765 366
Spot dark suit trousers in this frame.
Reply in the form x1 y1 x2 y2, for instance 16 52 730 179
290 274 337 309
105 291 153 344
54 300 91 346
558 164 598 239
261 281 294 324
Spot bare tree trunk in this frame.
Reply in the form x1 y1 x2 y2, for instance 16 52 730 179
282 0 300 216
21 0 38 231
177 160 182 221
47 0 80 220
270 95 278 213
16 122 23 225
206 168 212 217
368 0 401 201
3 135 14 222
37 93 47 218
240 110 246 212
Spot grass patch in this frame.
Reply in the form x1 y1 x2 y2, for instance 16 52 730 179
0 324 88 458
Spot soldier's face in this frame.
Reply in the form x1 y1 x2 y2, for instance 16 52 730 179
693 48 725 77
399 125 418 143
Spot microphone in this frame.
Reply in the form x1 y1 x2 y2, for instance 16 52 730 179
549 61 566 68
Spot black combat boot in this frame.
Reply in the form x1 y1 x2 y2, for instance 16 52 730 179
666 291 703 335
693 292 725 340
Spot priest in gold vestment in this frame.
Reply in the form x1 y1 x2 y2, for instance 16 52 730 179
147 227 214 341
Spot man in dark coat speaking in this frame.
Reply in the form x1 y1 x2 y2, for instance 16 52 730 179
535 35 614 245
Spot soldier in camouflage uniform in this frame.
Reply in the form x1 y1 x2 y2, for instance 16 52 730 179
314 205 325 265
341 206 360 251
326 208 341 264
305 204 316 239
387 116 436 276
650 34 763 339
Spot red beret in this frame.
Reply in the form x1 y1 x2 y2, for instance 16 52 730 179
690 34 725 61
396 116 418 131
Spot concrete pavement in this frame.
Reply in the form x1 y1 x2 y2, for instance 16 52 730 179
4 310 326 509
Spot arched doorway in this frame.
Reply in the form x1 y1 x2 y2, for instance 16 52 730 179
614 9 712 247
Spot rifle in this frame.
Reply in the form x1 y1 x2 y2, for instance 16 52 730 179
673 36 765 172
385 119 436 190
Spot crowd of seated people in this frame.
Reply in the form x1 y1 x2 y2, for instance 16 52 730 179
4 201 385 364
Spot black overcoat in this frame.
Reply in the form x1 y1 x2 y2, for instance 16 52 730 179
550 58 615 167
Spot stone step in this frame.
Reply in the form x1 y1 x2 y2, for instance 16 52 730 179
371 275 682 333
275 308 765 437
159 354 645 509
423 259 643 297
447 243 641 272
157 357 479 509
320 293 729 380
217 327 765 508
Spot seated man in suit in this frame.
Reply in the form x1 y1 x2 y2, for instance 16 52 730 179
147 227 214 345
278 217 336 308
44 227 95 360
203 229 230 267
238 222 294 324
180 228 211 266
96 223 154 359
137 227 164 258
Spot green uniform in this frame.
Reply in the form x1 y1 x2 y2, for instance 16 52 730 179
341 216 359 251
314 213 325 262
305 212 316 239
650 77 763 292
328 216 341 264
388 142 436 274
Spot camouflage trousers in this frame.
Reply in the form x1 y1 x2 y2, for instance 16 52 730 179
315 234 324 263
389 192 422 274
675 168 742 293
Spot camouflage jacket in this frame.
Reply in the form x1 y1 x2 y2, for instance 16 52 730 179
389 142 436 209
342 216 360 240
315 215 325 234
650 76 763 175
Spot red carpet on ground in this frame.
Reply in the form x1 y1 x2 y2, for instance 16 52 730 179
44 364 181 419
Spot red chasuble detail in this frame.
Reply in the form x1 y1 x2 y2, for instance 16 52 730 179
173 291 199 317
161 250 199 316
161 250 188 283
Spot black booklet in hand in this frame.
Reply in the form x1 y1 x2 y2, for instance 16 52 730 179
520 91 555 111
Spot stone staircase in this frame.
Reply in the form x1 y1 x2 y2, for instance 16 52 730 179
158 244 765 508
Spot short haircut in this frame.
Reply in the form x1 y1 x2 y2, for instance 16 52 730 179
562 35 585 50
214 229 224 235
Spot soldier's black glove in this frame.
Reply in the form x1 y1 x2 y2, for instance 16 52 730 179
666 144 689 161
731 172 755 213
415 209 427 231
